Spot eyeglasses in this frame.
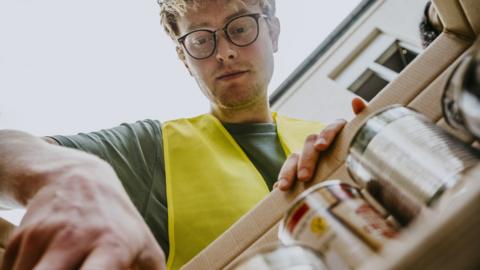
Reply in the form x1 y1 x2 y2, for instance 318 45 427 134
177 13 268 60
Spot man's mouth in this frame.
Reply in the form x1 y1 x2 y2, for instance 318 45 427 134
216 70 249 81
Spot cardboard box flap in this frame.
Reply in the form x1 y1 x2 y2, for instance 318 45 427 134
459 0 480 35
433 0 475 39
408 49 470 121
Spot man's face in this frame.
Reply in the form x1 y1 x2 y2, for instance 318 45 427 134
176 0 280 110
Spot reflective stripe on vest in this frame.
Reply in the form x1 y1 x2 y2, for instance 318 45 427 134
162 113 324 270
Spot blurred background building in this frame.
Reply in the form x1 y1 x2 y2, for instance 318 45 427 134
272 0 428 123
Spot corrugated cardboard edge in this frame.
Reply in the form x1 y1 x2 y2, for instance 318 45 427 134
181 33 472 270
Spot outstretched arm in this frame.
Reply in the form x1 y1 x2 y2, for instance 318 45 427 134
0 130 165 270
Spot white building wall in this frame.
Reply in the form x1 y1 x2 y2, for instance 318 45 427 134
272 0 429 124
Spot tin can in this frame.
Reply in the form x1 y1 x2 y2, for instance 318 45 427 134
227 244 328 270
347 105 480 207
442 43 480 139
278 180 397 270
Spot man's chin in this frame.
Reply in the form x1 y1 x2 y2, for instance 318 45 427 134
212 84 266 110
217 101 255 111
215 95 261 111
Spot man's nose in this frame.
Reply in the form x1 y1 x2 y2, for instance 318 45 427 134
215 32 238 63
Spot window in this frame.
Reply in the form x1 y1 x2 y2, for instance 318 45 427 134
350 70 390 101
332 31 422 101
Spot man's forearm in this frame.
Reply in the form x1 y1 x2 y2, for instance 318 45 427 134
0 130 115 208
0 130 167 269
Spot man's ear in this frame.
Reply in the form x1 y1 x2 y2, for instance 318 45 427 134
268 17 280 52
176 46 193 76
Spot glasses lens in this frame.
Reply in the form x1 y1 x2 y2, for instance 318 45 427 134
227 15 258 46
184 30 215 59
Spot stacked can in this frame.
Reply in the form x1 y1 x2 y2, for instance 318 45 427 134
227 244 328 270
346 105 480 224
278 180 397 270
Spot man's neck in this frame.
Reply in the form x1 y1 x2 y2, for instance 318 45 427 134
211 105 273 124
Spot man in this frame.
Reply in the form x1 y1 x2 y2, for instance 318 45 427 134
0 0 365 269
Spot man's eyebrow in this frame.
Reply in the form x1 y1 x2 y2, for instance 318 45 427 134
224 8 250 23
185 8 250 32
185 22 210 32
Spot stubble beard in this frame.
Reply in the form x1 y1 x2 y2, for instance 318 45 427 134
213 81 267 111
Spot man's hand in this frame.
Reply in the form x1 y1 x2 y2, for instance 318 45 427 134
275 98 367 190
0 131 166 270
2 161 166 270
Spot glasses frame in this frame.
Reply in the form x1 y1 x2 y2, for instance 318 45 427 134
177 13 269 60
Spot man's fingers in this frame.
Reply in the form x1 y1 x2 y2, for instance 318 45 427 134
7 227 56 270
314 120 347 151
352 97 367 115
33 247 86 270
2 231 23 270
277 153 299 191
79 245 131 270
31 226 95 270
297 134 320 182
298 121 347 182
132 245 167 270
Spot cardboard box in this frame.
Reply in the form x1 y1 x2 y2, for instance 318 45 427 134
182 1 478 269
433 0 475 39
459 0 480 35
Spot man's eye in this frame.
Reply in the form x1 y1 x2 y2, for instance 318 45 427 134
232 27 246 34
230 25 251 36
192 37 208 46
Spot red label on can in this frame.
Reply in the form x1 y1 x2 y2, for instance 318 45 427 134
287 203 310 234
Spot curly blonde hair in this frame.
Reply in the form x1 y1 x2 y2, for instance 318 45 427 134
158 0 276 40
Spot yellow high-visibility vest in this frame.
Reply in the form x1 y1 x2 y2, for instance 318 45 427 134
162 113 324 270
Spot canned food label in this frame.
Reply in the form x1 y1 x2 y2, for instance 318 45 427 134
281 182 400 269
285 201 393 267
331 198 397 251
287 202 366 268
310 216 329 236
286 203 310 235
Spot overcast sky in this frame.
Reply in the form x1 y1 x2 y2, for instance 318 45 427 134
0 0 361 223
1 0 361 135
